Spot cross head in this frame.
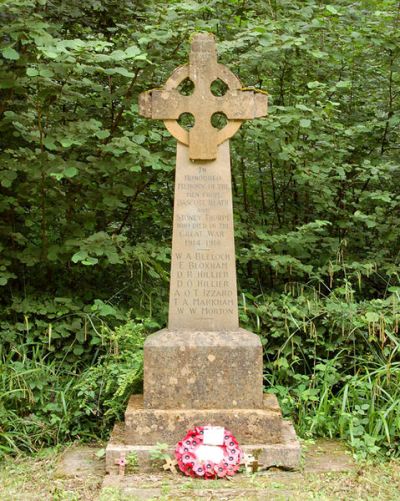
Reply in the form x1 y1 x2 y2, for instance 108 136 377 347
139 33 267 160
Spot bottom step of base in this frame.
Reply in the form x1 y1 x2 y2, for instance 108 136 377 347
106 420 300 474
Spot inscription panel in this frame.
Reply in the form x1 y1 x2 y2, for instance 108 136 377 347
168 141 238 330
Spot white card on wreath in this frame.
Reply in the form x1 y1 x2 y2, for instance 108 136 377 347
203 426 225 445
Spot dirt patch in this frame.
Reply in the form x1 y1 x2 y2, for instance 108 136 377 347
303 438 354 472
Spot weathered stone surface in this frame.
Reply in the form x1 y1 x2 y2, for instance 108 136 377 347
144 329 263 409
105 419 300 474
122 394 282 445
167 142 239 332
55 446 104 479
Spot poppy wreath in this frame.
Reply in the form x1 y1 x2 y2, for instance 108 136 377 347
175 426 243 479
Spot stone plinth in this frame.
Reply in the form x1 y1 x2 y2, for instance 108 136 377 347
144 329 263 410
105 327 301 472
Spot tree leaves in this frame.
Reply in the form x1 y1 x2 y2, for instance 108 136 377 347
2 47 19 60
299 119 311 128
63 167 78 178
0 0 398 371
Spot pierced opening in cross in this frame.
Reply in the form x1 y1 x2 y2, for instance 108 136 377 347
211 112 228 130
210 78 228 96
177 77 195 96
178 112 195 130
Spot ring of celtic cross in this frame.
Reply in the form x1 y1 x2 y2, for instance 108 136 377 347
161 63 243 149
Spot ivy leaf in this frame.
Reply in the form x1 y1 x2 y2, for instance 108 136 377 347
60 138 80 148
110 49 127 60
336 81 352 89
296 104 313 112
39 68 54 78
71 251 88 263
311 50 327 59
43 137 57 150
1 171 17 188
26 68 39 77
365 312 380 323
82 257 99 265
125 45 141 58
91 299 118 317
326 5 339 15
105 67 135 78
73 345 85 355
95 130 110 139
307 81 323 89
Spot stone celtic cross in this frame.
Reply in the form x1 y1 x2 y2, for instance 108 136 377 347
105 34 300 475
139 33 267 331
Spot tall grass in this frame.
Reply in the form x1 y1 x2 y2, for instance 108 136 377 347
0 319 145 458
242 286 400 459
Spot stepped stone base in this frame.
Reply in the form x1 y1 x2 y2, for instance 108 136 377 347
105 394 301 473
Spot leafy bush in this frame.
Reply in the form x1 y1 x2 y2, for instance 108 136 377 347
0 317 145 457
241 284 400 459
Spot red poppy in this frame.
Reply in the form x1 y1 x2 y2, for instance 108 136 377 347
177 444 192 455
226 464 237 476
180 463 195 477
181 452 196 464
205 461 215 472
195 426 205 437
193 463 206 476
214 463 227 478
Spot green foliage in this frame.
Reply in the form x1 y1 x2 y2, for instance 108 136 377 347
0 0 399 460
0 317 145 457
241 283 400 459
126 451 139 472
149 443 171 464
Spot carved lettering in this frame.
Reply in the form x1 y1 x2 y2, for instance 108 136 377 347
168 142 238 330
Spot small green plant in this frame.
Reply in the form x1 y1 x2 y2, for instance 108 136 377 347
0 317 146 458
98 487 125 501
160 482 171 496
96 448 106 459
126 451 139 472
149 443 171 467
